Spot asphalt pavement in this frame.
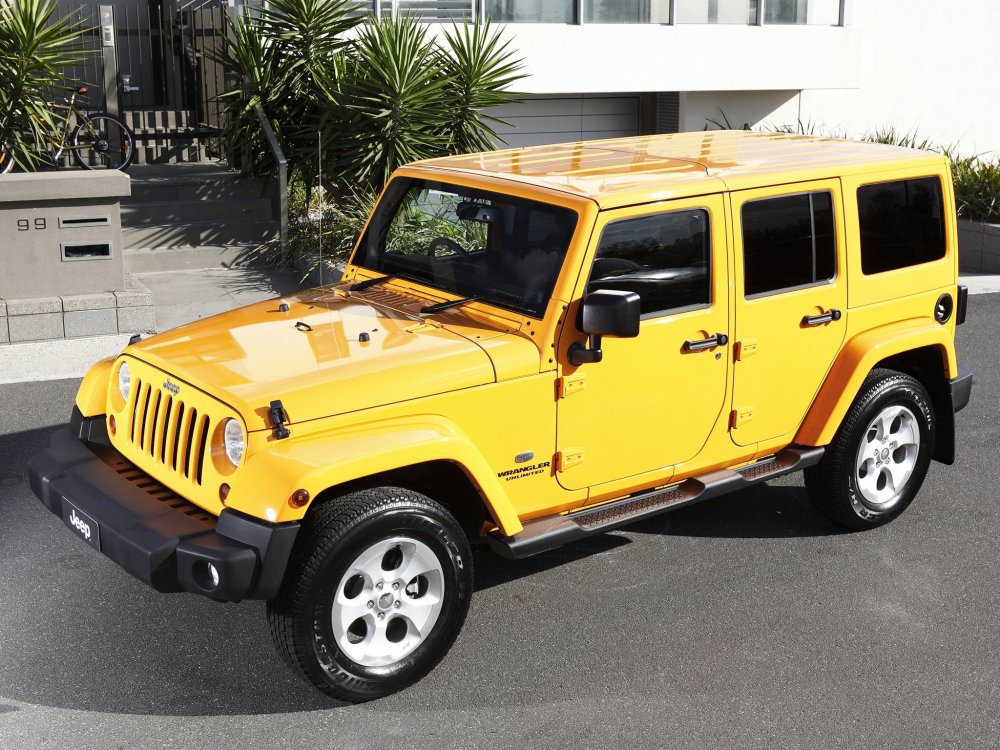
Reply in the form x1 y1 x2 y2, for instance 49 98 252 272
0 294 997 750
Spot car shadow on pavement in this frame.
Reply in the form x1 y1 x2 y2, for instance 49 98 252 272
473 483 843 593
628 483 844 539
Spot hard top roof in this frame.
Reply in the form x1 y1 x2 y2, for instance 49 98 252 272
413 130 945 209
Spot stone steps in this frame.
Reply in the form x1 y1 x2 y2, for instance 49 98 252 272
120 198 274 225
122 163 281 273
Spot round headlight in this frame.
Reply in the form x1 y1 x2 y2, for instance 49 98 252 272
118 361 131 402
223 418 245 467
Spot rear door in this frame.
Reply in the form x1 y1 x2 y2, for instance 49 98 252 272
730 181 848 447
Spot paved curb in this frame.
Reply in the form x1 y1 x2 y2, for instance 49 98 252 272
962 274 1000 295
0 333 131 384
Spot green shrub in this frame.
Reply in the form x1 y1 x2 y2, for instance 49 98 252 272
949 154 1000 224
287 180 376 267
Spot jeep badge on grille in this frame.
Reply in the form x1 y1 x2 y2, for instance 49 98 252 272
163 380 180 396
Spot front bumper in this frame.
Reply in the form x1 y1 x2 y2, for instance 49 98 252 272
28 414 299 602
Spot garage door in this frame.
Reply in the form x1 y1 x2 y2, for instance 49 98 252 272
489 95 640 148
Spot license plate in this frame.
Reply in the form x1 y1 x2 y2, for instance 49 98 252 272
62 499 101 552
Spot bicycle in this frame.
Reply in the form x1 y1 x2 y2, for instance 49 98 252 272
0 86 135 174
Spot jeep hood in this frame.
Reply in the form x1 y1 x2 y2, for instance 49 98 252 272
129 290 533 429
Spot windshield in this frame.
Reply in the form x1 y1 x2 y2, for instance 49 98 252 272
354 178 578 318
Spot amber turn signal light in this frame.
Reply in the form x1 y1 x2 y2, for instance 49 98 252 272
108 415 116 435
289 488 310 508
219 483 231 504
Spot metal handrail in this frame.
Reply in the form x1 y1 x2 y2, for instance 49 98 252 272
253 102 288 255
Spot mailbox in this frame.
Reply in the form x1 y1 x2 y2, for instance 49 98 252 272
0 171 130 300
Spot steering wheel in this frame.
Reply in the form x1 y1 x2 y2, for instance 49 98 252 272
428 236 469 257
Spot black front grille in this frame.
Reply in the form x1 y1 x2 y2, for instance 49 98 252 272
97 450 216 526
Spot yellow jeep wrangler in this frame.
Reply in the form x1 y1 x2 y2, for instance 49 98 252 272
30 131 972 702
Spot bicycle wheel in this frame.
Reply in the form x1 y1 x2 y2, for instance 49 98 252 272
72 113 134 171
0 145 14 174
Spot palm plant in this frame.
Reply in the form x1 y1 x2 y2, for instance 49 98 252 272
0 0 90 171
331 14 451 191
216 0 360 180
438 20 525 154
220 8 524 196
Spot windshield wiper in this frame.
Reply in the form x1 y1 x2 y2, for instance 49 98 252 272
350 274 396 291
420 296 479 315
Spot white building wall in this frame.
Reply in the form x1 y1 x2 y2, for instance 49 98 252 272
439 0 998 155
794 0 1000 156
679 90 801 132
430 23 860 93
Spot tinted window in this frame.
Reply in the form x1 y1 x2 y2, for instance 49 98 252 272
356 178 577 318
588 209 710 316
742 192 836 297
858 177 945 275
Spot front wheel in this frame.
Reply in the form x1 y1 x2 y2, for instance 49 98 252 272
267 487 473 702
805 368 935 530
72 113 134 171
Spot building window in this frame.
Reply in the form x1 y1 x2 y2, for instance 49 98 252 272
741 191 836 297
675 0 758 24
763 0 840 25
858 177 946 275
585 0 672 23
588 209 712 315
484 0 576 23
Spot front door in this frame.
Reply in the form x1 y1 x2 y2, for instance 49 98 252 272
556 195 731 491
730 181 848 447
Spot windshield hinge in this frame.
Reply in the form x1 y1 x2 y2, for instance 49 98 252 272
556 373 586 399
556 449 584 472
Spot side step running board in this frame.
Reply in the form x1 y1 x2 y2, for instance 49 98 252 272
488 446 824 559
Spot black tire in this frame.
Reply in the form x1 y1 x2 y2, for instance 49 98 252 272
805 368 935 530
72 113 134 171
267 486 473 703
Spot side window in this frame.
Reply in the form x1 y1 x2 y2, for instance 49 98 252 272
741 191 836 297
587 208 711 316
857 176 945 274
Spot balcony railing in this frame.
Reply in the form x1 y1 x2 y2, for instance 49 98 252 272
350 0 847 25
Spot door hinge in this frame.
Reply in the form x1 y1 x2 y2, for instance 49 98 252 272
556 449 584 472
735 339 758 361
556 373 586 399
731 407 754 428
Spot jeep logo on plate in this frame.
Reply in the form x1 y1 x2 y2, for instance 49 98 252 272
163 379 180 396
69 509 91 540
61 500 101 551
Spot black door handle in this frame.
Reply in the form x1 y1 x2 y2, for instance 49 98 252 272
802 309 842 327
684 332 729 352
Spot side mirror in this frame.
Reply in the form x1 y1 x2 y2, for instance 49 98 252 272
568 289 640 365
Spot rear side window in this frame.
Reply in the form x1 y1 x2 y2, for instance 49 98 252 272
857 176 945 275
741 191 836 297
588 208 711 316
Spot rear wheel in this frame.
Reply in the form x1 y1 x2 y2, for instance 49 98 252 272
0 145 15 174
72 113 134 171
805 369 935 530
267 486 473 702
